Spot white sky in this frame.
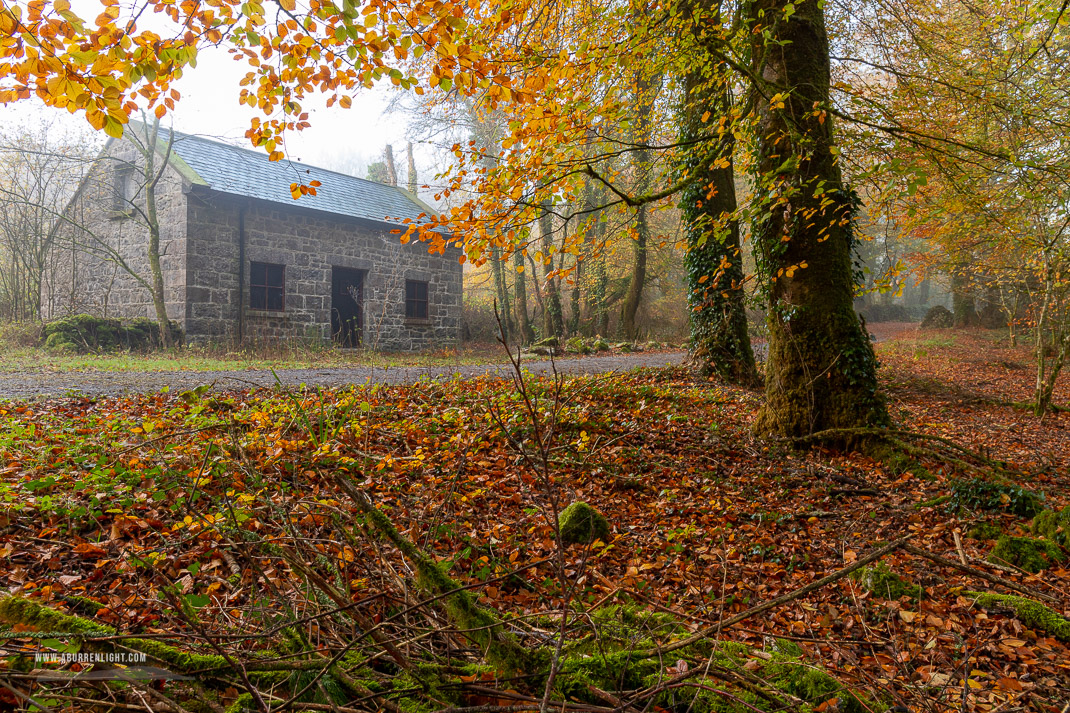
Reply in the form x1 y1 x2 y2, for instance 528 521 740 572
0 31 424 183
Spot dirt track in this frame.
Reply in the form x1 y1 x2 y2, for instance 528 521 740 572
0 351 688 400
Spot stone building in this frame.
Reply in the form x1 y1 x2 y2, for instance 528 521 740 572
43 126 462 351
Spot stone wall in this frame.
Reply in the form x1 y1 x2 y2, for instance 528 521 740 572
41 135 188 327
184 192 463 351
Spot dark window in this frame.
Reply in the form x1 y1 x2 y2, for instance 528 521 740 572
405 280 429 320
250 262 285 311
113 165 134 213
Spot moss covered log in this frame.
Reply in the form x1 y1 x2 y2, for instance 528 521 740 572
337 475 534 675
969 592 1070 642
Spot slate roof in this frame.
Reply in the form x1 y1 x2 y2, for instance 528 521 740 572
158 128 437 228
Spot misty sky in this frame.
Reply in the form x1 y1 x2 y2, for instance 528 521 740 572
0 28 423 183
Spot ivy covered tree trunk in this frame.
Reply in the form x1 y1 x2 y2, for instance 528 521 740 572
749 0 889 437
679 0 758 385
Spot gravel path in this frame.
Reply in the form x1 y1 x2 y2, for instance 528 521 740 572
0 351 688 400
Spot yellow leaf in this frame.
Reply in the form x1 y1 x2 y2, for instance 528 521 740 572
701 110 710 123
278 0 296 10
103 117 124 139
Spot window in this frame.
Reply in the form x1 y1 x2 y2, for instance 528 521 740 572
250 262 285 311
112 165 135 214
405 280 429 320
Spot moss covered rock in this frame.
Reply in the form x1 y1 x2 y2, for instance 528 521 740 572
988 535 1065 573
969 592 1070 642
967 521 1004 542
855 563 924 602
1031 507 1070 549
558 502 610 545
564 337 592 354
920 305 954 328
40 314 182 353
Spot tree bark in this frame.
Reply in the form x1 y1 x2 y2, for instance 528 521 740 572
621 72 658 341
489 244 514 343
951 271 978 327
139 120 173 350
539 203 564 338
749 0 889 437
514 249 536 344
679 0 758 386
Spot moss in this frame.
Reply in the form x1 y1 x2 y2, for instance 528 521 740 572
988 536 1065 573
0 596 229 672
854 563 924 602
914 494 951 509
967 521 1004 541
969 592 1070 642
225 693 254 713
1031 507 1070 549
558 502 610 545
286 670 348 705
761 654 871 713
557 650 658 701
358 502 532 675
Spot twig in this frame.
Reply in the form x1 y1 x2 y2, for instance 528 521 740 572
649 536 912 656
903 543 1060 603
953 531 967 566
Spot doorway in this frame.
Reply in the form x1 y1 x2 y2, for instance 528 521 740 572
331 267 364 347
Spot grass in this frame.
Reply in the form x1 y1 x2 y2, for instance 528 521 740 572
0 342 534 373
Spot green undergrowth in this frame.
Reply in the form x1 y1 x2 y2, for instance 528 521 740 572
2 595 874 713
854 563 924 601
969 593 1070 642
988 536 1066 573
948 477 1044 518
1032 507 1070 549
967 521 1004 541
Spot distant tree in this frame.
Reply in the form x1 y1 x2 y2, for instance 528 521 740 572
0 122 95 322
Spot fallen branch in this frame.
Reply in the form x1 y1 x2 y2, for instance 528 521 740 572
648 535 912 656
902 543 1060 604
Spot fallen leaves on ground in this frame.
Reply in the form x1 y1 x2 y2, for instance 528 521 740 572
0 328 1065 711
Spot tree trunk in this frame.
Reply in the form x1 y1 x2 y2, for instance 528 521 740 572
621 72 657 342
749 0 889 437
951 271 977 327
568 249 583 336
679 0 758 386
489 244 514 344
141 120 172 350
593 254 609 337
514 250 535 344
539 203 564 338
621 206 648 341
